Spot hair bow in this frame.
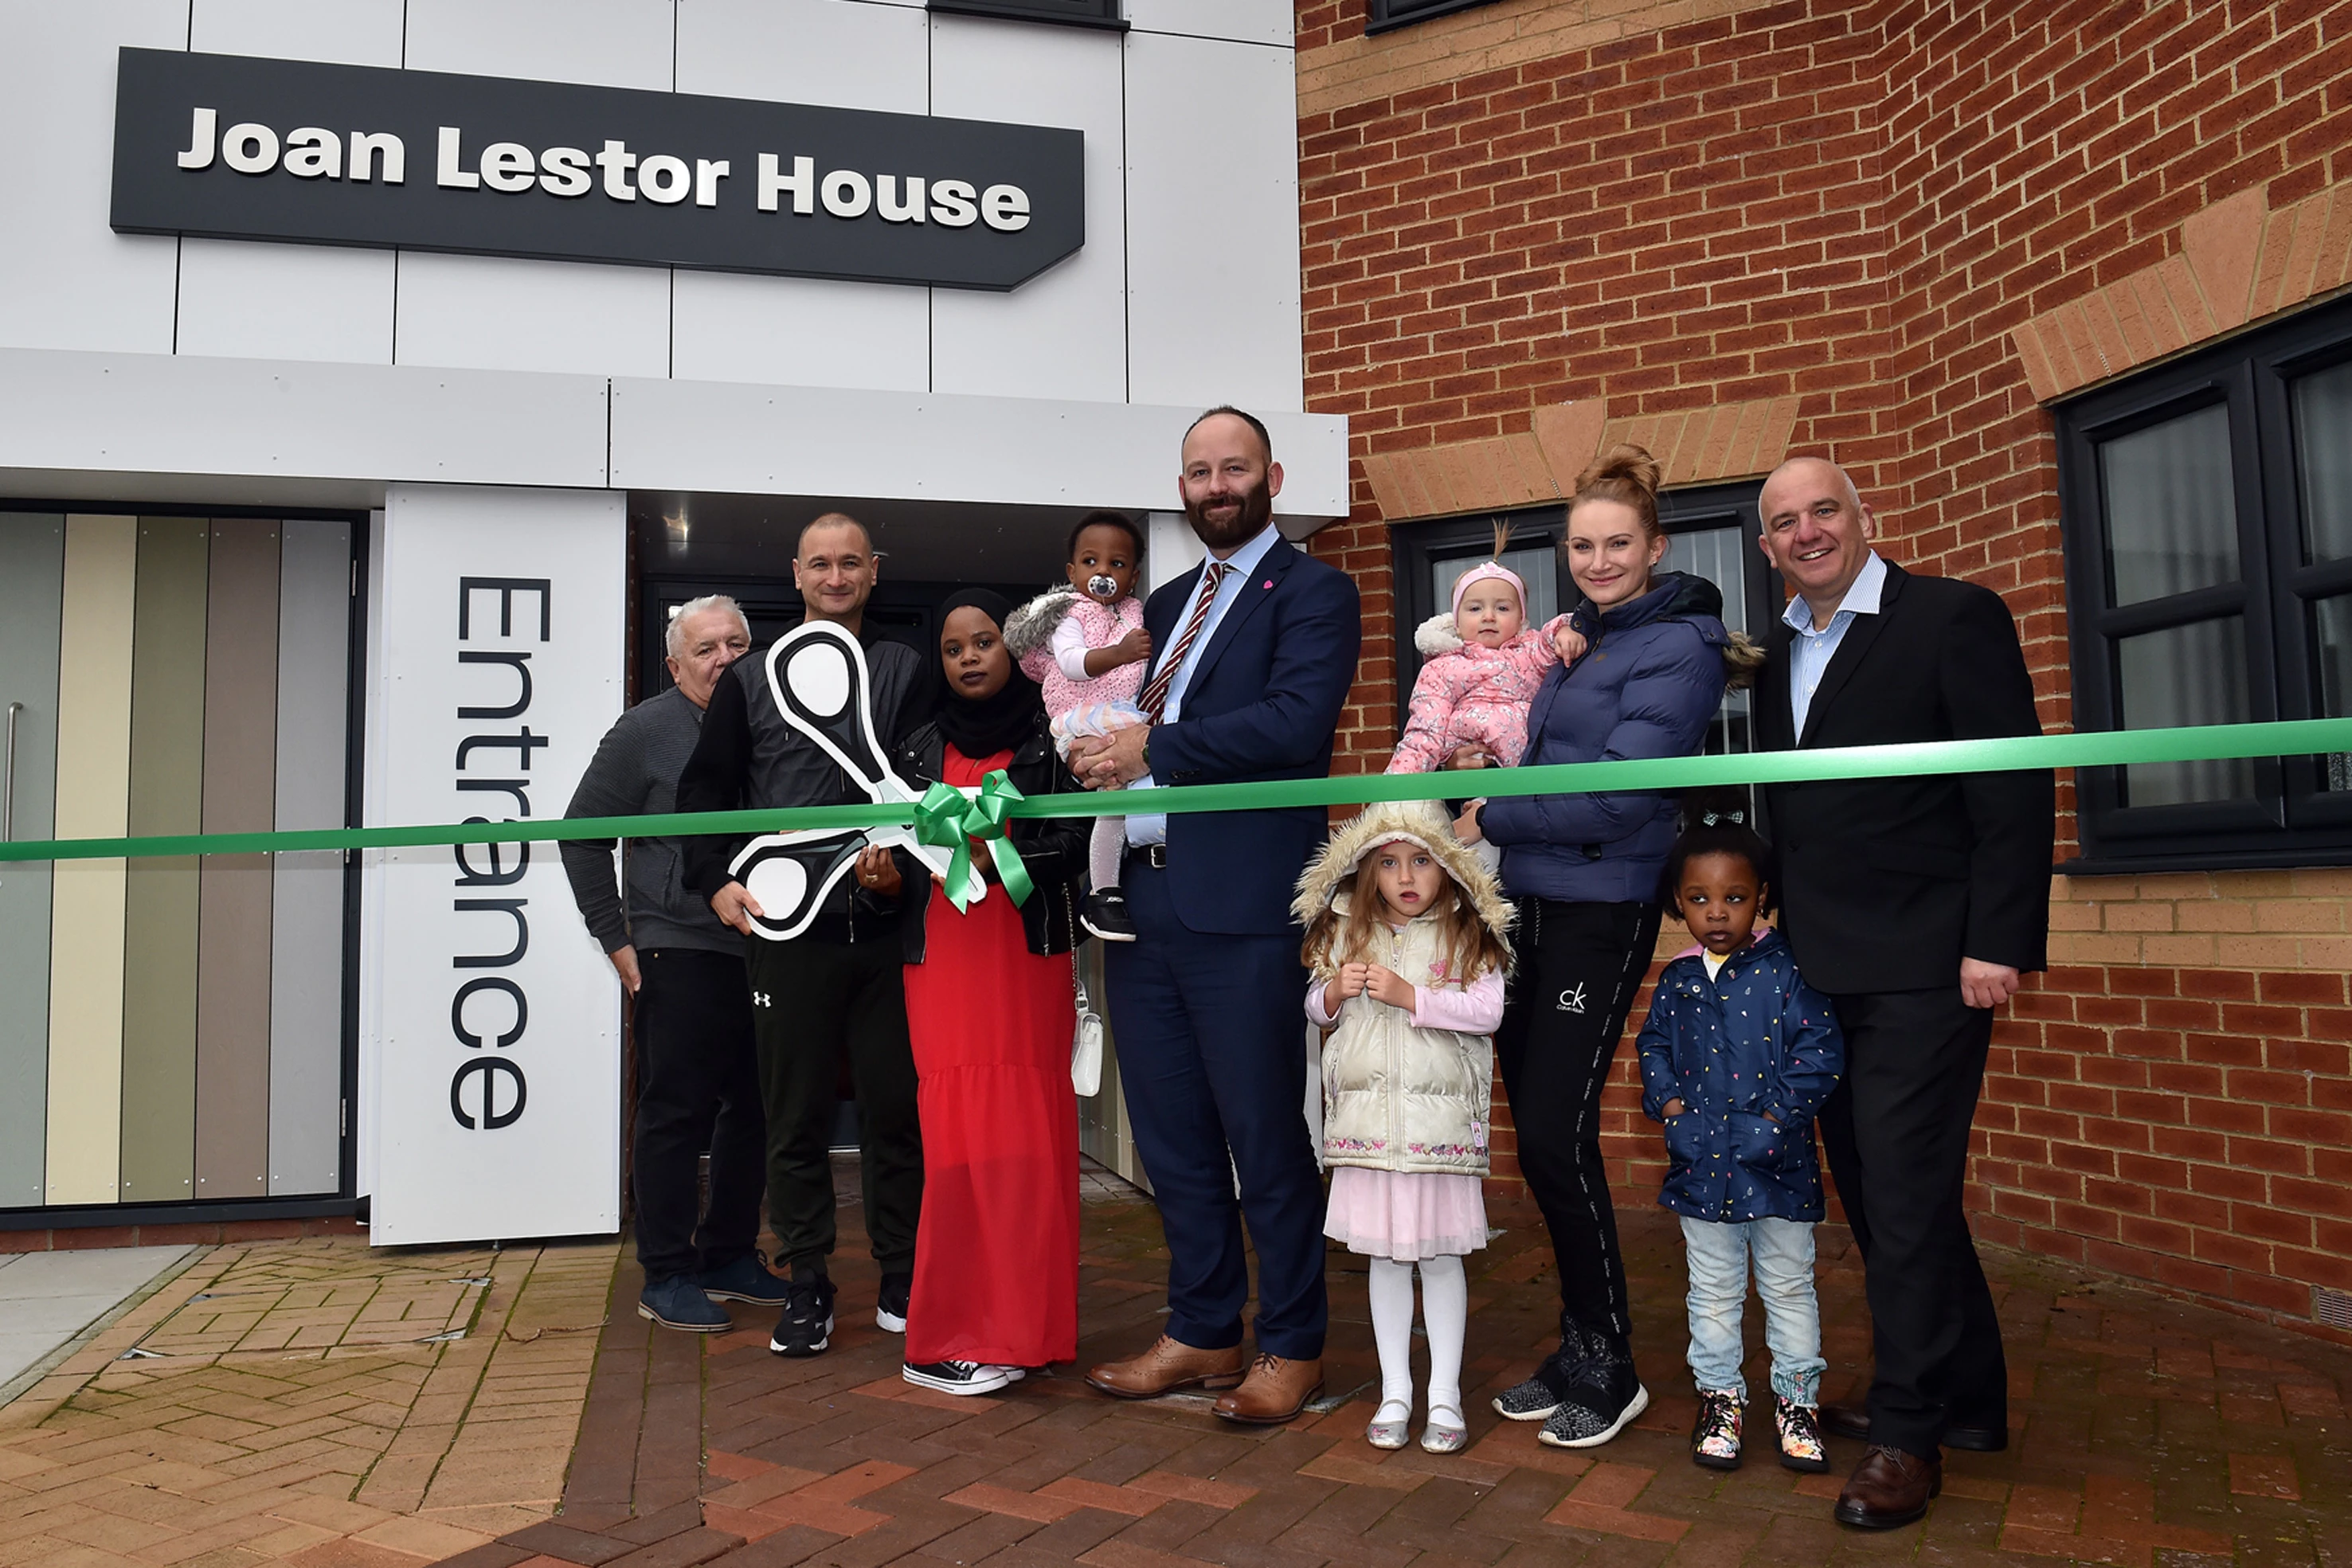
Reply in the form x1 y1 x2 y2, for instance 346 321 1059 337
1700 807 1745 827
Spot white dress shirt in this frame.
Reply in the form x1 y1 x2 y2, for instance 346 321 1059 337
1784 550 1887 740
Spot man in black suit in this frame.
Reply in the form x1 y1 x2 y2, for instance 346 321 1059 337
1754 457 2053 1529
1070 406 1361 1425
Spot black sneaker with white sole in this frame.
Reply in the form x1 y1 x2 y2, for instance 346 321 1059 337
768 1272 836 1358
1081 888 1137 942
876 1272 910 1334
902 1359 1012 1395
1536 1327 1649 1449
1492 1323 1591 1421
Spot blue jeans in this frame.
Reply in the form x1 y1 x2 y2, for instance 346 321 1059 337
1680 1214 1826 1405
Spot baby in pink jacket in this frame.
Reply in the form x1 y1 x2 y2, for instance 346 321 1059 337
1388 554 1586 776
1004 512 1153 943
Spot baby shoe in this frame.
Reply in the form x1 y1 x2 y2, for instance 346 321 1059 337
1775 1395 1830 1472
1691 1389 1743 1469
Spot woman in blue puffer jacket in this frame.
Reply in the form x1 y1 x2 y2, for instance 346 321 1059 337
1454 444 1754 1451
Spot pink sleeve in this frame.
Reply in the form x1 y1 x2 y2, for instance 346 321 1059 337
1411 968 1505 1034
1305 978 1341 1027
1385 663 1454 774
1507 616 1574 678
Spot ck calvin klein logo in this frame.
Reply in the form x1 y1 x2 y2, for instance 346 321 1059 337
1556 983 1589 1015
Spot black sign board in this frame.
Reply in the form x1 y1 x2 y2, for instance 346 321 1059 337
109 48 1085 291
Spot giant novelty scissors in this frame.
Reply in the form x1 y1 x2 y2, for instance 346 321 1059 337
728 621 988 941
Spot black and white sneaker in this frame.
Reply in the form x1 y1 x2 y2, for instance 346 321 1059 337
768 1272 836 1358
1536 1327 1650 1449
876 1272 911 1334
1080 888 1137 943
1492 1327 1590 1421
902 1360 1012 1396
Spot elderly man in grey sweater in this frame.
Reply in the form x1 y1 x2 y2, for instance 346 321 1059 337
562 594 783 1332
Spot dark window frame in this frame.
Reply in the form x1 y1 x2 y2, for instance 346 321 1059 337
926 0 1126 30
2056 292 2352 872
1367 0 1506 34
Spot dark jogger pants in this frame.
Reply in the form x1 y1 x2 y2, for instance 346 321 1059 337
631 947 767 1283
744 936 922 1277
1491 897 1663 1346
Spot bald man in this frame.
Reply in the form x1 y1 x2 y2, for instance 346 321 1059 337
1754 459 2053 1529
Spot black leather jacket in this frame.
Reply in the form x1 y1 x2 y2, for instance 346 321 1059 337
890 711 1093 963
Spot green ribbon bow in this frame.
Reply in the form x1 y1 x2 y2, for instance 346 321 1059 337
912 770 1034 913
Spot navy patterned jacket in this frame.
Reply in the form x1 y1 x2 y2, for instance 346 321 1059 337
1634 927 1845 1224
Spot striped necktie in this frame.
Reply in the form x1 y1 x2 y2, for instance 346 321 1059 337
1138 561 1231 721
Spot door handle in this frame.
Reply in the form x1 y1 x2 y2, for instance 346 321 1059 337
2 701 20 842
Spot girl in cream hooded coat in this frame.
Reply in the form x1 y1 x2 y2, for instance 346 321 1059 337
1297 801 1513 1455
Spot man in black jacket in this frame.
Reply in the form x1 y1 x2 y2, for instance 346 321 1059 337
562 595 778 1333
1755 458 2053 1530
676 514 926 1359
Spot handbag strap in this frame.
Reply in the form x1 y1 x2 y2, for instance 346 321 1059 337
1067 886 1094 1015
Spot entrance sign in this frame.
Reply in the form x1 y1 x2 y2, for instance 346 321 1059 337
365 485 624 1246
109 48 1086 291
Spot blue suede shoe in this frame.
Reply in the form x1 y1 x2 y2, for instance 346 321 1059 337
699 1253 791 1308
639 1274 730 1332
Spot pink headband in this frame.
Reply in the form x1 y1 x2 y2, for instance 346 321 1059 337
1451 560 1527 616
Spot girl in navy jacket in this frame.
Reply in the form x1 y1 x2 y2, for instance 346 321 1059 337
1636 799 1843 1474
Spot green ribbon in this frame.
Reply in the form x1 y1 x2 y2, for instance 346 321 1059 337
1 716 2348 864
911 771 1033 913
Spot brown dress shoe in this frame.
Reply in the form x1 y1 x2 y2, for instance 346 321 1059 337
1084 1335 1249 1399
1833 1445 1941 1529
1211 1352 1324 1425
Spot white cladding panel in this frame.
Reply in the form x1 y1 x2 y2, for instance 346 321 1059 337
927 17 1127 403
1125 30 1303 413
401 0 678 89
0 1 184 355
669 0 931 392
1126 0 1295 46
175 2 405 366
362 483 624 1246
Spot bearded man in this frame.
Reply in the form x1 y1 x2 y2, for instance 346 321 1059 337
1067 405 1360 1424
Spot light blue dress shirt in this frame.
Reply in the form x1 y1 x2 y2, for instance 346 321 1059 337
1784 550 1886 740
1125 522 1287 848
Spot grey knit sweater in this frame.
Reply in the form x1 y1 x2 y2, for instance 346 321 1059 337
560 685 742 957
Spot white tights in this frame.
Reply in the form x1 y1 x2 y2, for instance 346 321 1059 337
1367 1254 1469 1424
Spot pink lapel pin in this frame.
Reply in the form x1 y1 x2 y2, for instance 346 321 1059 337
1262 579 1274 589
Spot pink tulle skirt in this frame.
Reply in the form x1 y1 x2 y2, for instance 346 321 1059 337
1324 1167 1489 1261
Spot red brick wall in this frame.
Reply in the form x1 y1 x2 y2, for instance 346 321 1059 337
1296 0 2352 1328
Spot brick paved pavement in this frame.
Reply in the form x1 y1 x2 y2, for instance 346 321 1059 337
430 1163 2352 1568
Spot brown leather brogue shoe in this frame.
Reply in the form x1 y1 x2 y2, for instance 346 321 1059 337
1211 1352 1324 1425
1833 1445 1941 1529
1083 1335 1249 1399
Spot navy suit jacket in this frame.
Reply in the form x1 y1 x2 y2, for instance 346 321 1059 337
1142 536 1360 936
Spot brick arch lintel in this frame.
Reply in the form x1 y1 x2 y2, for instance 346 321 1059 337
1360 394 1803 524
2011 180 2352 405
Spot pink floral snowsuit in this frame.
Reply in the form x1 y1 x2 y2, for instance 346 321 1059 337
1386 612 1574 774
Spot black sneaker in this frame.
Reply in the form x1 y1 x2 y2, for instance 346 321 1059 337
1492 1316 1591 1421
768 1272 836 1358
637 1274 730 1333
876 1272 911 1334
1536 1327 1650 1449
1081 887 1137 942
902 1359 1012 1396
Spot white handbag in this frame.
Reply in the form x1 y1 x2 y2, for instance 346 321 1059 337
1071 910 1106 1097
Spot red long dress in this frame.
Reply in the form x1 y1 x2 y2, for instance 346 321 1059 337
902 744 1081 1367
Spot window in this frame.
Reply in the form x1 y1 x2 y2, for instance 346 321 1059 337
2057 294 2352 868
1368 0 1505 33
1390 479 1775 762
926 0 1125 29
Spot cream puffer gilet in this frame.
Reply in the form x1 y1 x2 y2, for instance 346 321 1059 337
1316 891 1495 1177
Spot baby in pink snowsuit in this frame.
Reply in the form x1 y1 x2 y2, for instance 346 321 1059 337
1387 557 1586 776
1004 512 1153 943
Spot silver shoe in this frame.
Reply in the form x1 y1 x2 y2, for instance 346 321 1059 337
1366 1415 1411 1449
1421 1406 1468 1453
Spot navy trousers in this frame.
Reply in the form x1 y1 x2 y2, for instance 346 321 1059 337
1105 860 1329 1360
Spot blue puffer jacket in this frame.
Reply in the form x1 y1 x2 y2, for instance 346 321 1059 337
1634 929 1844 1223
1480 573 1728 903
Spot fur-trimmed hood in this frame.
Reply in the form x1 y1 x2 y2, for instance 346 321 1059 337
1004 587 1078 663
1414 611 1462 659
1293 800 1513 944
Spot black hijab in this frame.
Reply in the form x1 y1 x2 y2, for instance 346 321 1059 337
930 588 1042 761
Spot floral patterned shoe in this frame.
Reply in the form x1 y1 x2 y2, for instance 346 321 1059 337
1775 1396 1830 1472
1691 1390 1743 1469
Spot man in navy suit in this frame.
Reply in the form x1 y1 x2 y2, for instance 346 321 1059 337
1070 406 1361 1424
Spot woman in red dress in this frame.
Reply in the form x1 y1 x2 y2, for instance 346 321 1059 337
863 589 1090 1394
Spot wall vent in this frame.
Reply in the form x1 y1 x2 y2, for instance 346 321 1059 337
2315 1287 2352 1330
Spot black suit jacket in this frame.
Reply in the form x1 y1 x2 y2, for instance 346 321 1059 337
1140 536 1360 937
1758 560 2054 995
